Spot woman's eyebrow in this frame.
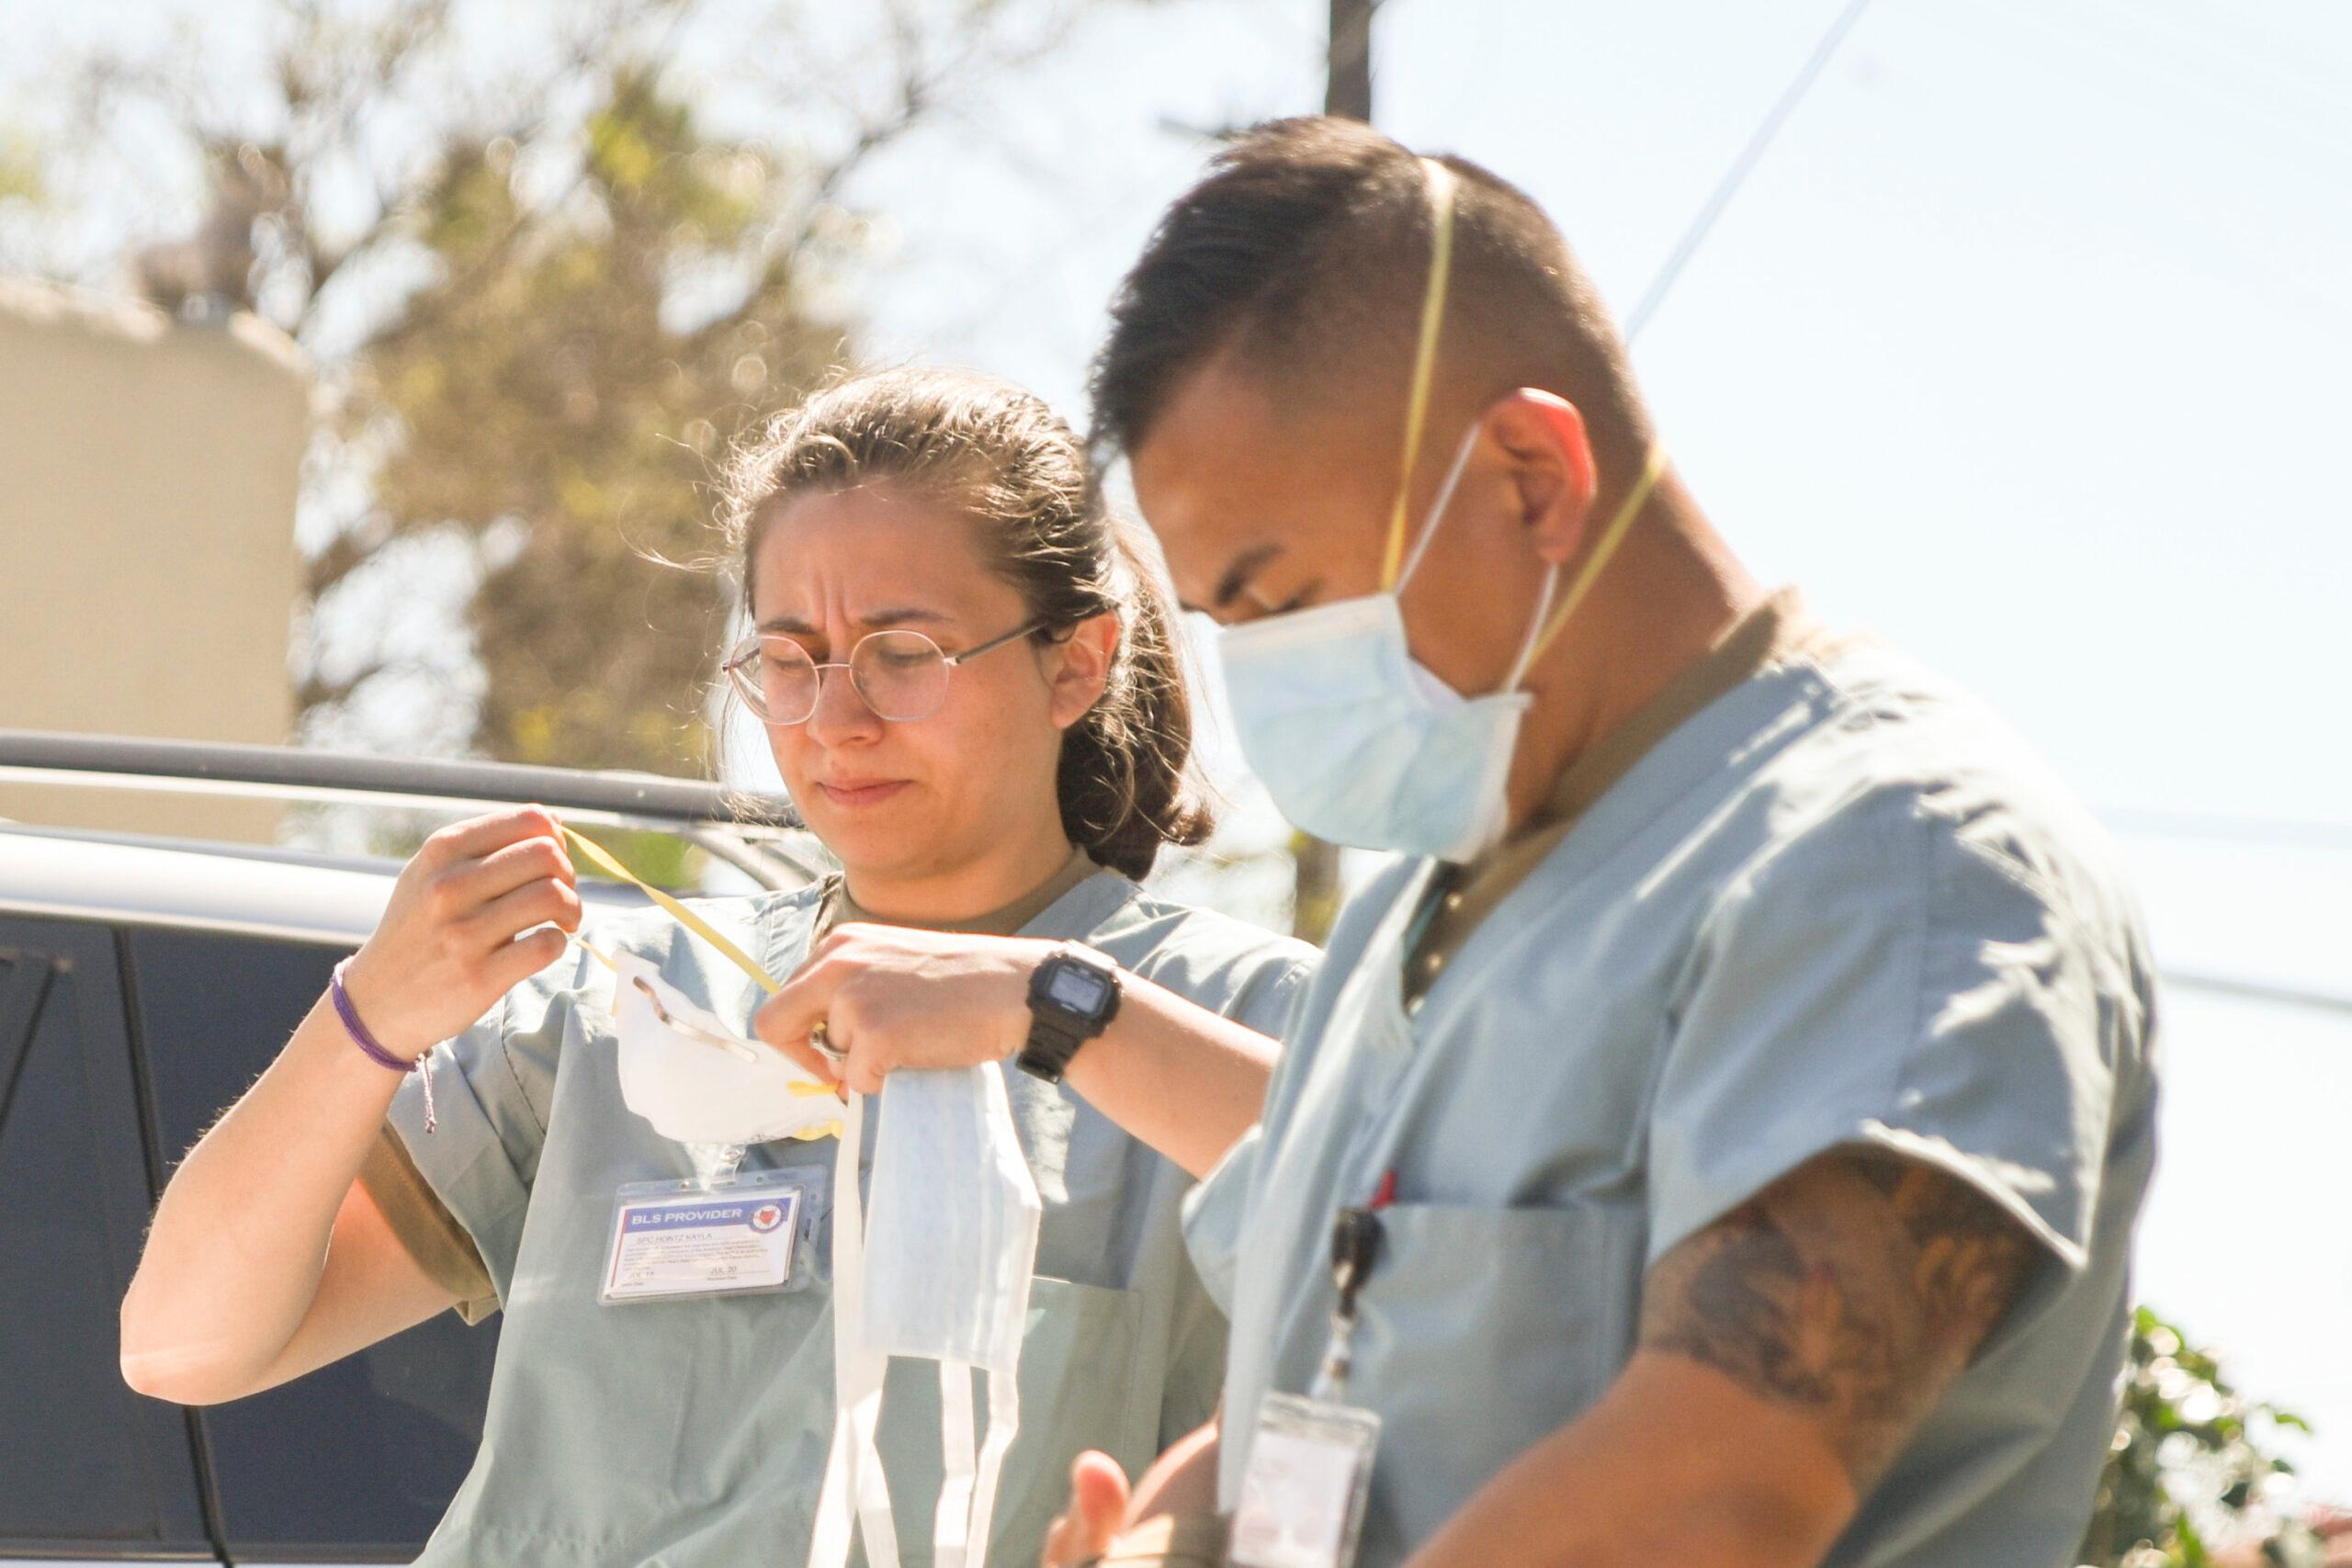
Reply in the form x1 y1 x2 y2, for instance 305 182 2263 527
856 607 950 628
753 607 951 636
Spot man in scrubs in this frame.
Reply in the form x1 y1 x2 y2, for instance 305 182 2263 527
1031 117 2162 1568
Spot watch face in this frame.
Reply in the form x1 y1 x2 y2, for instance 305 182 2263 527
1046 963 1110 1015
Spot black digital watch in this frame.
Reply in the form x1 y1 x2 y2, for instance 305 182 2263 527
1014 942 1123 1084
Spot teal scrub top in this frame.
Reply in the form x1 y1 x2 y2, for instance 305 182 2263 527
1184 638 2160 1568
388 866 1314 1567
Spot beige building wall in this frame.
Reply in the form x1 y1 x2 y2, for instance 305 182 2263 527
0 279 309 841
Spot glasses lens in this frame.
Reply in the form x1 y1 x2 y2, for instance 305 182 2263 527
850 630 950 721
729 635 820 724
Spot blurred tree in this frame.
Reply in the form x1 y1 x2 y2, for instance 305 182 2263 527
354 63 843 777
3 0 1108 801
0 129 40 208
2082 1306 2332 1568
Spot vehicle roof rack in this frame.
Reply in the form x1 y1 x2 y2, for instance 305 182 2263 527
0 729 820 890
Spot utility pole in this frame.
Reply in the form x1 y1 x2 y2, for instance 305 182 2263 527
1288 0 1384 945
1326 0 1377 119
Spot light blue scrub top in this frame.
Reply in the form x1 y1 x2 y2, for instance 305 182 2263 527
1184 637 2160 1568
389 867 1314 1567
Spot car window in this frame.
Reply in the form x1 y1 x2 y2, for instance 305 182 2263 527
126 927 499 1559
0 917 210 1557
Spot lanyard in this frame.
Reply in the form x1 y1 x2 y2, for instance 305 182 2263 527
1304 857 1461 1403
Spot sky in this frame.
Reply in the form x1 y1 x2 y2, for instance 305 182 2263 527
5 0 2348 1508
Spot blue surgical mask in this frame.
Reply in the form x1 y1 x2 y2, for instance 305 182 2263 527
1216 423 1557 864
1214 158 1667 865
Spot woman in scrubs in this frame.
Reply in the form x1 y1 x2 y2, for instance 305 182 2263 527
120 367 1314 1565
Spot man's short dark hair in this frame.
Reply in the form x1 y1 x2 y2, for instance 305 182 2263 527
1089 117 1653 477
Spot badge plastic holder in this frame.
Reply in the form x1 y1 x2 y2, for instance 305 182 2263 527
598 1164 828 1306
1227 1390 1383 1568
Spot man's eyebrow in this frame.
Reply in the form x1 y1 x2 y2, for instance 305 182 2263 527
1184 543 1284 615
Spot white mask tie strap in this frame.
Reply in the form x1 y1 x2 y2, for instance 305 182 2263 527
934 1361 978 1568
1502 564 1564 694
1392 422 1482 595
807 1092 902 1568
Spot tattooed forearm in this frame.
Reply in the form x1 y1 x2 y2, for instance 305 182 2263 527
1638 1148 2037 1489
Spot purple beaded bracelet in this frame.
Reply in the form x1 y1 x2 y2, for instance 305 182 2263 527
331 958 435 1134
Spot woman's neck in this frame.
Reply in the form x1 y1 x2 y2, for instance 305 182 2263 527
839 825 1083 927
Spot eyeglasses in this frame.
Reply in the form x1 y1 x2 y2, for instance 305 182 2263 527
721 619 1046 726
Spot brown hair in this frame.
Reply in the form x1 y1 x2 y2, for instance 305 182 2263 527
1089 117 1655 479
720 366 1212 879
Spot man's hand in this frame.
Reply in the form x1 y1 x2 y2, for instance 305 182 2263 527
1041 1424 1222 1567
753 923 1054 1095
1040 1451 1133 1567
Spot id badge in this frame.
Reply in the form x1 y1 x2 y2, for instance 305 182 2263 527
598 1167 822 1305
1227 1391 1382 1568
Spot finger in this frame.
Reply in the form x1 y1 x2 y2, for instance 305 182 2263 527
1044 1451 1129 1566
1040 1506 1084 1568
1042 1493 1097 1568
459 876 583 952
761 1027 842 1085
439 832 577 915
480 924 571 996
839 1031 891 1099
752 958 850 1060
423 805 564 869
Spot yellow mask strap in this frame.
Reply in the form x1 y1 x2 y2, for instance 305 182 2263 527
559 822 783 995
1525 443 1670 666
1381 160 1460 591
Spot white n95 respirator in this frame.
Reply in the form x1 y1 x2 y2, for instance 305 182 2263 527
612 952 841 1172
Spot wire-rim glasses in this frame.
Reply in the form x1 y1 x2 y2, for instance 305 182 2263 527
721 619 1046 725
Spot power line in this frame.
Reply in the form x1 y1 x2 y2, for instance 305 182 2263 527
1624 0 1874 344
2161 968 2352 1018
2101 807 2352 853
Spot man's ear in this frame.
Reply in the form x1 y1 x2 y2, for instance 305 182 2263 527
1046 612 1120 729
1486 389 1599 566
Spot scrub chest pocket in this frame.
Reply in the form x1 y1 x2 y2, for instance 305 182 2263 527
1344 1201 1639 1552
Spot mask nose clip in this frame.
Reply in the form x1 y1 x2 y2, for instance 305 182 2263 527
630 975 761 1063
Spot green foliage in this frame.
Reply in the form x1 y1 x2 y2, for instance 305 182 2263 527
0 127 40 206
570 826 696 890
2081 1307 2323 1568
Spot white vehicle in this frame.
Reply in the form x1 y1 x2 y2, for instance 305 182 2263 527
0 731 814 1565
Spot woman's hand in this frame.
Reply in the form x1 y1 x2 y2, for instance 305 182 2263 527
338 806 582 1060
753 923 1052 1094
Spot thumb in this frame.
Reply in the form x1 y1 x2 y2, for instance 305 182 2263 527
1041 1450 1131 1566
752 959 842 1067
